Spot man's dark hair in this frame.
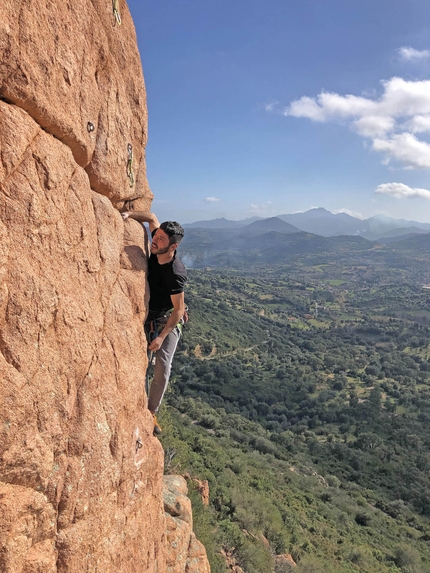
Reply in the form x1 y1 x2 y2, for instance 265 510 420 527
160 221 185 245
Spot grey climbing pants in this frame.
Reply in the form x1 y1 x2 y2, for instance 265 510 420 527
147 324 181 413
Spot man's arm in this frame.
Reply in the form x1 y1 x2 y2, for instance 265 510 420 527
148 292 185 352
121 210 160 234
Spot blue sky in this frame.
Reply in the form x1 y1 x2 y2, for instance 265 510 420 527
128 0 430 224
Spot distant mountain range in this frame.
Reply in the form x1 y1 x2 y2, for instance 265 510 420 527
183 208 430 241
180 208 430 267
236 217 300 236
184 216 262 229
181 228 373 268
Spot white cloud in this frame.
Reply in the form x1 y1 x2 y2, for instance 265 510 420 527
353 115 394 137
286 96 327 121
372 133 430 169
285 92 377 122
319 92 377 118
382 77 430 116
403 115 430 133
375 182 430 199
265 101 279 112
205 197 220 202
284 77 430 170
332 208 364 219
398 46 430 62
286 78 430 123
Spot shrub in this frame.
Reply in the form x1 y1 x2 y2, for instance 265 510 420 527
253 436 278 455
200 414 220 429
355 512 371 526
394 544 424 573
236 537 273 573
295 555 335 572
188 487 227 573
326 475 341 488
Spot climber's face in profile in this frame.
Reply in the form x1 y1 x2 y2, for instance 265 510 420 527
151 228 177 256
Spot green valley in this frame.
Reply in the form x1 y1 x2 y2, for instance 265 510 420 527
158 238 430 572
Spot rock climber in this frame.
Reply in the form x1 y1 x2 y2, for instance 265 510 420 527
121 210 187 435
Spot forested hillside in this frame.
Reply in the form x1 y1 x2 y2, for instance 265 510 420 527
158 244 430 572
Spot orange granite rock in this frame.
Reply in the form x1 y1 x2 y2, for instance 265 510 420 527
275 553 297 569
186 534 211 573
0 0 151 205
163 476 211 573
191 477 210 506
183 474 210 506
0 98 165 572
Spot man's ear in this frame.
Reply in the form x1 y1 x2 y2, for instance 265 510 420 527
169 242 179 253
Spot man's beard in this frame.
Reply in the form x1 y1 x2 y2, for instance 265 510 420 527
151 244 170 255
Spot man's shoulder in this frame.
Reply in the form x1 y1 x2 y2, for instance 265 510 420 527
172 255 187 277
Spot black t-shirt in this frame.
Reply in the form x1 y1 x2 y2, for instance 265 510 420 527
147 252 187 316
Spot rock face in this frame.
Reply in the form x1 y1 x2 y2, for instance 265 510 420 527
163 476 211 573
1 0 151 207
0 91 166 571
0 2 208 572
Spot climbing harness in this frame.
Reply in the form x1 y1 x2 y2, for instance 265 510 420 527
113 0 122 25
126 143 135 187
87 121 95 133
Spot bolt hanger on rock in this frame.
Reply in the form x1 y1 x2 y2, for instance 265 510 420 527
87 121 95 133
126 143 135 187
113 0 121 25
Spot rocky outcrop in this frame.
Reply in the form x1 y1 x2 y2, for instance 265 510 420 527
220 548 244 573
275 554 297 569
163 476 211 573
183 474 210 506
0 1 207 572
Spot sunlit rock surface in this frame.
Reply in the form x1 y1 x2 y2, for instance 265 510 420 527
163 476 211 573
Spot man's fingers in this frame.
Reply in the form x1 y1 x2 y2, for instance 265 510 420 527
149 338 162 351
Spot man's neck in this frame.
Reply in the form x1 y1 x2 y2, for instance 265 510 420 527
157 250 175 265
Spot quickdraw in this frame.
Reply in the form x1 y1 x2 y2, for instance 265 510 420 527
113 0 122 25
126 143 135 187
145 319 159 396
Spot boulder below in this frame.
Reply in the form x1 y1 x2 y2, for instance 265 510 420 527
163 476 211 573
